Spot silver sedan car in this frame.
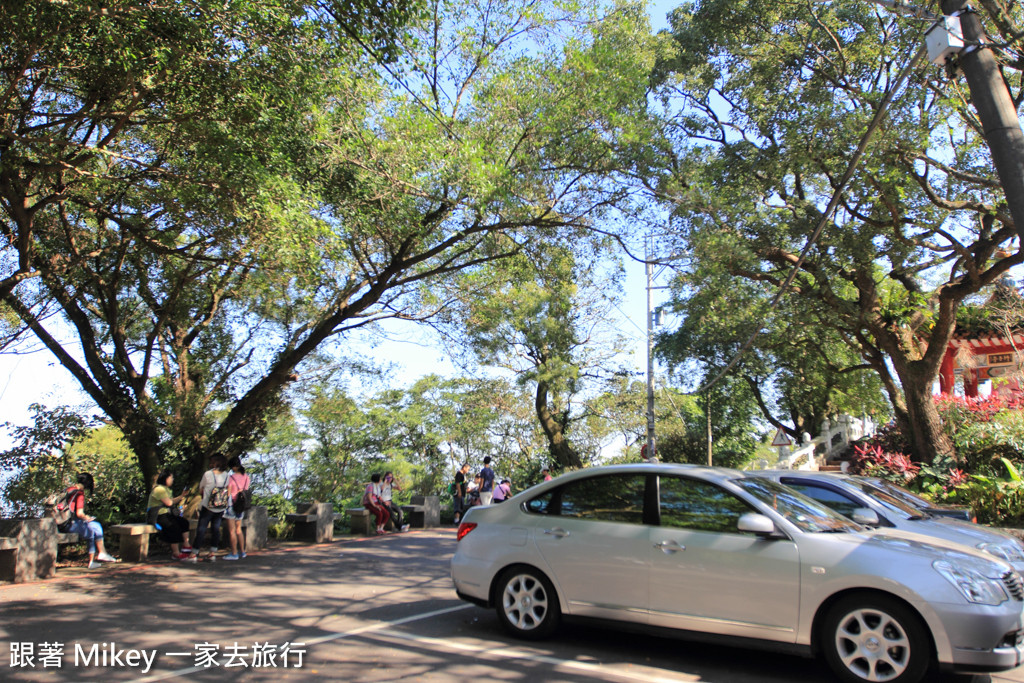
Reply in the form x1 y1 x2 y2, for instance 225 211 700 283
748 470 1024 572
451 463 1024 683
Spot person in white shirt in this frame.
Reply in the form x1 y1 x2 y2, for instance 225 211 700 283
380 472 409 532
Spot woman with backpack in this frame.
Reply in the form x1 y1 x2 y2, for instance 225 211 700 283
193 454 231 561
66 472 120 569
223 456 250 561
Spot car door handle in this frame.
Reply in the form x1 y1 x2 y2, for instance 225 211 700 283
655 540 685 553
543 527 570 538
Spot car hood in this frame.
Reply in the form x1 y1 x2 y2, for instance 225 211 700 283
925 516 1021 544
891 518 1024 568
860 527 1015 577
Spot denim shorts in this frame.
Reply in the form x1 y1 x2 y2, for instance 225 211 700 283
223 507 245 521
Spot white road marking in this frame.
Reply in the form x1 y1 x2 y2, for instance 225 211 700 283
367 627 692 683
129 603 472 682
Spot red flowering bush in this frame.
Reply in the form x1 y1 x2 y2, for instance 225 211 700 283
847 442 920 483
946 468 968 488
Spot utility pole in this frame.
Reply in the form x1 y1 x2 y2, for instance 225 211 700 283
941 1 1024 242
644 235 684 463
645 244 656 462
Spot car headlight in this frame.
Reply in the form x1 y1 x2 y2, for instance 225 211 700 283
933 559 1009 605
977 541 1024 564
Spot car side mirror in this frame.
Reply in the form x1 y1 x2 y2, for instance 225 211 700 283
738 512 778 537
851 508 880 526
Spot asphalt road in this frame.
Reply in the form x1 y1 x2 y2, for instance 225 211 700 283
1 529 1022 682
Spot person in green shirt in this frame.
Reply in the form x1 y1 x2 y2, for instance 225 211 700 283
148 470 196 562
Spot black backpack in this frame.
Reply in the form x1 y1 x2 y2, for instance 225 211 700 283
233 487 252 514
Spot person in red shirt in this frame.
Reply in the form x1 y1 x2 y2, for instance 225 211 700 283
362 473 390 535
66 473 120 569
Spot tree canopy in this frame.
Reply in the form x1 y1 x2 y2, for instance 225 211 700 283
651 0 1024 462
0 0 663 486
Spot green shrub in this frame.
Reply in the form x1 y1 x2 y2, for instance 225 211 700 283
254 493 295 539
954 459 1024 526
0 406 145 524
935 394 1024 474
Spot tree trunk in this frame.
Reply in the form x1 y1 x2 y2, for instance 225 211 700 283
534 378 582 469
121 416 163 491
899 365 954 463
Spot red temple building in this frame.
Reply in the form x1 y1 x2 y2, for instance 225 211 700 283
938 278 1024 398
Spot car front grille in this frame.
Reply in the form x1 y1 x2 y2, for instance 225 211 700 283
1000 628 1024 649
1002 571 1024 601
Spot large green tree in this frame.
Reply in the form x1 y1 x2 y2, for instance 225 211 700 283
440 240 628 469
0 0 659 488
658 262 891 440
652 0 1024 462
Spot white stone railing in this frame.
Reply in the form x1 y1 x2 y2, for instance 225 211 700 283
751 414 875 471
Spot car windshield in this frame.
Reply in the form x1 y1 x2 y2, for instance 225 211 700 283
732 478 861 533
848 479 925 519
858 478 933 510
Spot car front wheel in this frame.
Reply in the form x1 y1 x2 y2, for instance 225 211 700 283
495 567 560 639
821 595 931 683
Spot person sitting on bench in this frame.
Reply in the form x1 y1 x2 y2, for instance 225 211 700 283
148 470 195 562
67 473 120 569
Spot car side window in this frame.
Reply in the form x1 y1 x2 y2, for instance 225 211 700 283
783 482 860 518
659 476 756 533
554 474 646 524
524 491 555 515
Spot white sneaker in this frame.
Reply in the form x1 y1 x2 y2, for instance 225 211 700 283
88 560 100 569
96 552 119 563
401 524 410 532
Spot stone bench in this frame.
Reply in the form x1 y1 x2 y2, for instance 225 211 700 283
347 508 374 535
57 532 81 545
407 495 440 528
112 506 270 560
285 503 333 543
400 505 424 528
0 518 58 583
346 507 401 535
186 506 269 552
109 523 158 563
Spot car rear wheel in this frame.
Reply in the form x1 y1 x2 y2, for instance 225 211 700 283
821 595 931 683
495 567 560 639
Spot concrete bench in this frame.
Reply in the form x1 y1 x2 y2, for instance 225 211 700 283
286 503 333 543
407 495 440 528
348 505 412 535
109 523 157 562
345 508 398 535
400 505 424 528
347 508 373 535
229 505 268 551
0 518 58 583
186 506 269 552
57 532 81 545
